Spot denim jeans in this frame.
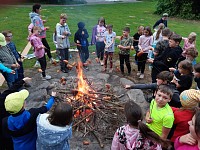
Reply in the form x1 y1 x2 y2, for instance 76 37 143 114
79 46 89 63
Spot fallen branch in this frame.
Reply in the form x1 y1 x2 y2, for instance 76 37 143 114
73 112 93 127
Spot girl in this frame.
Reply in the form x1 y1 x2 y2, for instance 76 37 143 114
152 23 165 48
36 102 73 150
185 47 198 66
29 26 51 80
137 26 153 79
111 101 170 150
103 24 116 73
74 22 89 70
174 110 200 150
91 17 106 66
170 59 193 93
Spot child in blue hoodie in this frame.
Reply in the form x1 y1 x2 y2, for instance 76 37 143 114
36 102 73 150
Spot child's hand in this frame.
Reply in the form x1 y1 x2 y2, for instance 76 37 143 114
82 31 85 35
11 70 16 74
51 91 56 97
124 85 131 89
169 67 175 72
150 46 154 51
147 59 153 63
23 77 32 83
146 117 153 124
45 26 50 30
63 31 69 36
179 133 197 145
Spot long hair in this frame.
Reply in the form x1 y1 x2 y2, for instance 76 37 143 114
32 3 41 13
97 17 106 27
155 23 165 40
195 109 200 137
144 26 152 36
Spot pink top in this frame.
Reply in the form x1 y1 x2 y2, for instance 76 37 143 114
182 38 195 57
138 35 153 53
28 34 45 58
111 124 162 150
174 136 199 150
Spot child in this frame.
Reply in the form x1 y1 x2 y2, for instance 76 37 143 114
170 60 193 93
36 102 73 150
0 63 15 74
169 89 200 143
151 33 182 83
193 63 200 89
185 47 198 66
133 26 144 64
153 13 168 29
118 27 133 75
152 23 165 48
174 110 200 150
28 26 51 80
146 84 174 139
2 30 24 81
56 13 71 73
74 22 89 70
2 90 56 150
0 33 19 88
29 3 55 63
137 26 153 79
103 24 116 73
111 101 170 150
91 17 106 66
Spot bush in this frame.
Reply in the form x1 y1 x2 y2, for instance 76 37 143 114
155 0 200 20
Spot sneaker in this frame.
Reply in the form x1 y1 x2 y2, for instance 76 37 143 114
42 75 51 80
34 61 40 68
100 61 104 66
136 72 141 76
50 58 56 64
139 74 144 79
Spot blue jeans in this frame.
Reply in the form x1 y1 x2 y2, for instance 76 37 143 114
79 46 89 63
2 70 18 89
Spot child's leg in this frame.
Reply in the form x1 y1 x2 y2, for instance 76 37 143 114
104 52 108 69
119 54 125 73
42 38 52 59
1 72 17 89
57 49 67 71
79 48 85 63
124 54 131 74
84 46 89 62
140 53 148 74
96 42 101 60
99 42 105 61
109 52 113 68
64 48 69 69
16 61 24 81
38 55 47 77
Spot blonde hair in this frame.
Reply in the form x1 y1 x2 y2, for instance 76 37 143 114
32 26 41 33
156 23 165 40
188 32 197 45
60 13 67 19
187 47 198 58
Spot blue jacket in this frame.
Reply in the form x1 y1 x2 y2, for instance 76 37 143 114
0 63 12 73
7 42 20 60
36 113 72 150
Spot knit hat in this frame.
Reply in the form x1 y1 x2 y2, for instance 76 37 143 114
0 33 6 46
77 22 85 29
163 13 168 17
5 89 29 114
180 89 200 109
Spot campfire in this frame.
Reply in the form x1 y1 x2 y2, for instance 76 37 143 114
57 61 125 147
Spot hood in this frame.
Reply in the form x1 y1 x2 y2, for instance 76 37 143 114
77 22 85 29
37 114 72 146
29 12 39 19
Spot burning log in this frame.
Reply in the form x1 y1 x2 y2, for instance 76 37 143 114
73 112 93 127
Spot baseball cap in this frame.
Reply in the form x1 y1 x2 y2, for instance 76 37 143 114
180 89 200 109
5 89 29 114
163 13 169 17
0 33 6 46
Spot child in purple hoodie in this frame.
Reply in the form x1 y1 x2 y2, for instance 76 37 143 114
29 26 51 80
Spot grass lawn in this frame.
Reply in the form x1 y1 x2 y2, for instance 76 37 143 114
0 1 200 68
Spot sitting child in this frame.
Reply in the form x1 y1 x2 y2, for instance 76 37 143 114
169 89 200 143
174 109 200 150
111 101 170 150
170 60 193 93
193 63 200 89
36 102 73 150
146 84 174 139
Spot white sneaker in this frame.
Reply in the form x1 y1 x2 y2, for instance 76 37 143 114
139 74 144 79
42 75 51 80
34 61 40 68
136 72 141 76
100 61 104 66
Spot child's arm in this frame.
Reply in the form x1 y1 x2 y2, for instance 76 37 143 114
145 109 153 124
0 63 15 74
161 114 174 139
111 130 120 149
161 126 171 139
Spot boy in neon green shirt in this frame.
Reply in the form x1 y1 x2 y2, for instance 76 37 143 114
146 84 174 139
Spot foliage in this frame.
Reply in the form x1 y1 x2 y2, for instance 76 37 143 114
155 0 200 19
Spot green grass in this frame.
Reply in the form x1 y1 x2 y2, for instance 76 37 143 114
0 1 200 68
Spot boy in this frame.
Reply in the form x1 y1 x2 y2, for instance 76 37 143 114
2 30 24 81
193 63 200 89
103 24 116 72
145 84 174 139
117 27 133 75
0 33 19 88
151 33 183 83
2 90 56 150
153 13 168 29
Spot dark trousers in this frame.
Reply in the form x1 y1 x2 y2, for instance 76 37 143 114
57 48 69 70
38 55 47 77
137 53 148 74
96 42 105 60
119 54 131 74
104 52 113 68
42 38 52 59
16 61 24 81
2 71 18 89
79 46 89 63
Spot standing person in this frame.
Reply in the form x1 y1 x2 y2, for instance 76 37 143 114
137 26 153 79
2 30 24 81
146 84 174 139
28 26 51 80
153 13 168 29
2 90 56 150
152 23 165 48
36 102 73 150
111 101 170 150
117 27 133 75
29 3 55 63
56 13 71 73
91 17 106 66
133 26 144 65
103 24 116 73
74 22 89 70
0 33 19 88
